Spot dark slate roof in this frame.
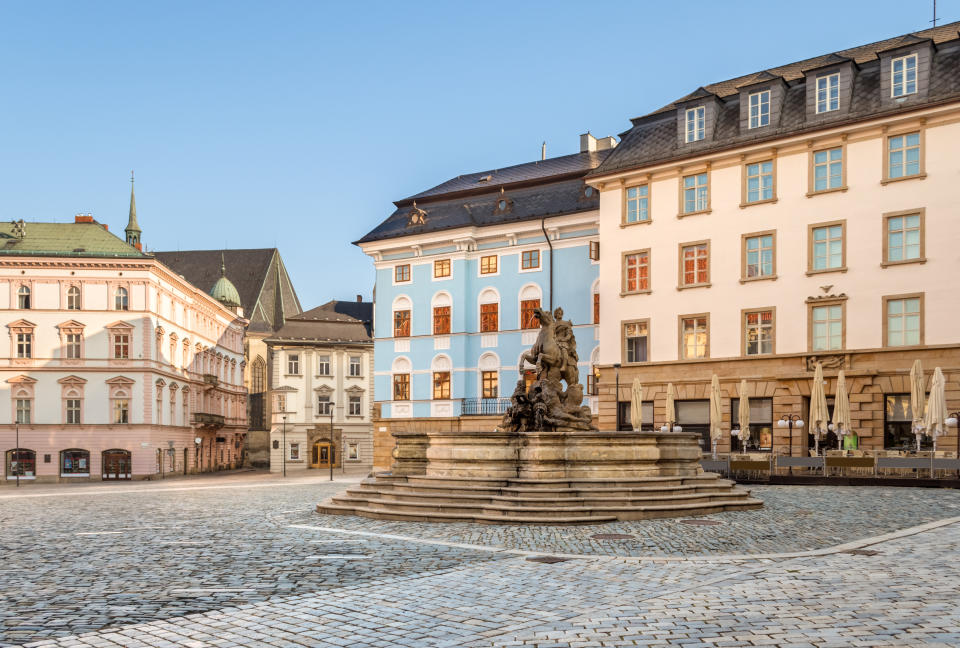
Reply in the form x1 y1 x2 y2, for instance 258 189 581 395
154 248 302 334
267 300 373 345
0 221 147 258
593 22 960 178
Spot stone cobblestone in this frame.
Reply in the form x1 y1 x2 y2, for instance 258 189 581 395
2 475 960 646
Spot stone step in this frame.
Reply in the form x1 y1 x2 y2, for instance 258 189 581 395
316 501 620 525
361 479 737 500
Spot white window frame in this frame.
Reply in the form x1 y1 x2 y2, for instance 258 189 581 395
816 73 840 113
316 355 331 376
748 90 770 129
349 356 362 377
287 353 300 375
812 305 843 351
886 297 921 347
317 394 332 415
685 106 705 142
891 53 918 98
349 395 362 416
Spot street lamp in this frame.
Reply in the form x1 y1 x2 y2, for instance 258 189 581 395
15 422 19 488
329 402 335 482
613 364 621 432
777 414 804 458
281 414 287 478
947 412 959 478
194 436 201 473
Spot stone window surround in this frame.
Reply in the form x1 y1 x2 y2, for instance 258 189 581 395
621 177 653 227
678 312 710 360
8 375 36 425
740 306 777 357
106 376 135 424
881 207 926 267
58 375 87 425
621 248 652 296
806 295 848 352
806 219 847 276
740 230 778 284
478 254 499 277
106 321 135 361
63 282 82 310
620 318 650 366
882 291 925 349
677 163 712 218
881 122 927 185
806 140 849 197
677 239 711 290
8 319 36 363
739 152 778 208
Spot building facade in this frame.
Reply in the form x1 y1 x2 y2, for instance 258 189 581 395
357 134 614 467
265 300 374 472
590 23 960 454
0 213 247 482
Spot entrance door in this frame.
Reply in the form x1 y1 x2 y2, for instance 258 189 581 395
102 450 131 480
311 442 332 469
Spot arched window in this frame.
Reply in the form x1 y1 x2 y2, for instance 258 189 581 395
249 356 266 430
67 286 81 310
61 449 90 476
519 284 543 330
17 285 31 309
115 287 129 311
591 279 600 325
431 355 452 400
6 448 36 478
431 292 452 335
478 353 500 399
251 356 266 393
392 356 412 401
478 288 500 333
392 295 412 338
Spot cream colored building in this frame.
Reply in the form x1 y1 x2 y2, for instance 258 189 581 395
266 300 374 472
589 23 960 455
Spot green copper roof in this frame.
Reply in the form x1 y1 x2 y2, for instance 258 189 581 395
0 221 148 258
210 253 241 307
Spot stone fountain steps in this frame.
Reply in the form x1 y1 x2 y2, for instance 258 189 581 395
316 472 762 525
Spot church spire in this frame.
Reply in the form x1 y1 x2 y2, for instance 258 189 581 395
125 170 142 250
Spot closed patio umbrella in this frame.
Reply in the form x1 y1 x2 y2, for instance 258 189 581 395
910 359 927 452
665 383 677 431
630 378 643 432
924 367 948 451
737 379 751 452
710 374 722 460
832 370 852 450
808 362 829 456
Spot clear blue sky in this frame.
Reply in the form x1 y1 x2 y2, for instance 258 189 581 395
0 1 953 309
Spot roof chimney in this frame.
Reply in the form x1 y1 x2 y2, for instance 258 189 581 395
541 141 546 161
356 294 362 303
74 213 94 223
580 132 597 153
596 136 618 151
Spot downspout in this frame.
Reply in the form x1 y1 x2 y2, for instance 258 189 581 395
541 217 553 311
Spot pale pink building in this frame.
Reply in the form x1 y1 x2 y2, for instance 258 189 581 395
0 189 247 482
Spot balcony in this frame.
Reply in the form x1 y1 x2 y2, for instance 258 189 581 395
202 374 219 388
194 412 225 428
461 398 511 416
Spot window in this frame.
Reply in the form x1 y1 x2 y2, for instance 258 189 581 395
884 210 924 264
676 400 710 450
394 264 410 283
15 398 31 424
681 172 708 214
348 443 359 460
743 309 774 356
287 354 300 375
66 398 81 424
811 304 843 351
480 255 498 274
679 242 709 287
731 398 774 452
393 374 410 400
61 449 89 475
743 233 775 280
6 449 35 477
811 147 844 193
623 320 649 363
625 185 649 223
433 306 451 335
744 160 774 203
809 222 845 272
317 355 330 375
434 258 451 278
349 356 362 376
289 443 300 460
891 53 917 97
685 106 705 142
623 250 650 293
593 293 599 325
749 90 770 128
816 73 840 113
884 294 923 347
114 399 129 424
680 315 708 359
17 285 31 309
589 240 600 261
480 302 498 333
66 286 81 310
521 250 540 270
349 395 362 416
16 333 32 358
394 310 411 337
886 132 921 180
481 371 498 398
114 287 129 311
885 393 931 450
317 394 332 414
432 371 451 399
520 299 540 330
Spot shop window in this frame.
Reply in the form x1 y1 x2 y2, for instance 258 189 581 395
6 448 36 477
884 393 931 450
731 398 773 452
677 400 710 450
61 449 90 476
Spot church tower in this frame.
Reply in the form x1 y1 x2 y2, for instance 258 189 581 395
125 171 142 250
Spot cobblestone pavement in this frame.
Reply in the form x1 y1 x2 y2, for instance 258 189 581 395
2 475 960 647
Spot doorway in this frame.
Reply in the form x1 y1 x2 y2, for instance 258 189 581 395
311 442 333 469
102 449 132 480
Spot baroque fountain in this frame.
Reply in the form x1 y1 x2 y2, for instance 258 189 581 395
318 306 761 524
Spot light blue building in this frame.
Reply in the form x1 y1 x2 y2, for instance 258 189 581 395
355 134 616 421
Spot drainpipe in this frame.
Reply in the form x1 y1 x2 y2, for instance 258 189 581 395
541 217 553 311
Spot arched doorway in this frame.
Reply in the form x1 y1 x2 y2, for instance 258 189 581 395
102 449 131 480
311 441 333 469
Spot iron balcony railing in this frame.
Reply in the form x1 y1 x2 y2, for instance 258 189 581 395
461 398 511 416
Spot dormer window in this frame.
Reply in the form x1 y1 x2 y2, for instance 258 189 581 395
685 106 705 142
748 91 770 128
816 73 840 113
891 53 917 97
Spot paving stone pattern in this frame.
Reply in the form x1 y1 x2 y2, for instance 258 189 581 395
2 477 960 647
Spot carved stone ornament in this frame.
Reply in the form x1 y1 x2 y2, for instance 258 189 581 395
806 354 846 371
500 306 596 432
